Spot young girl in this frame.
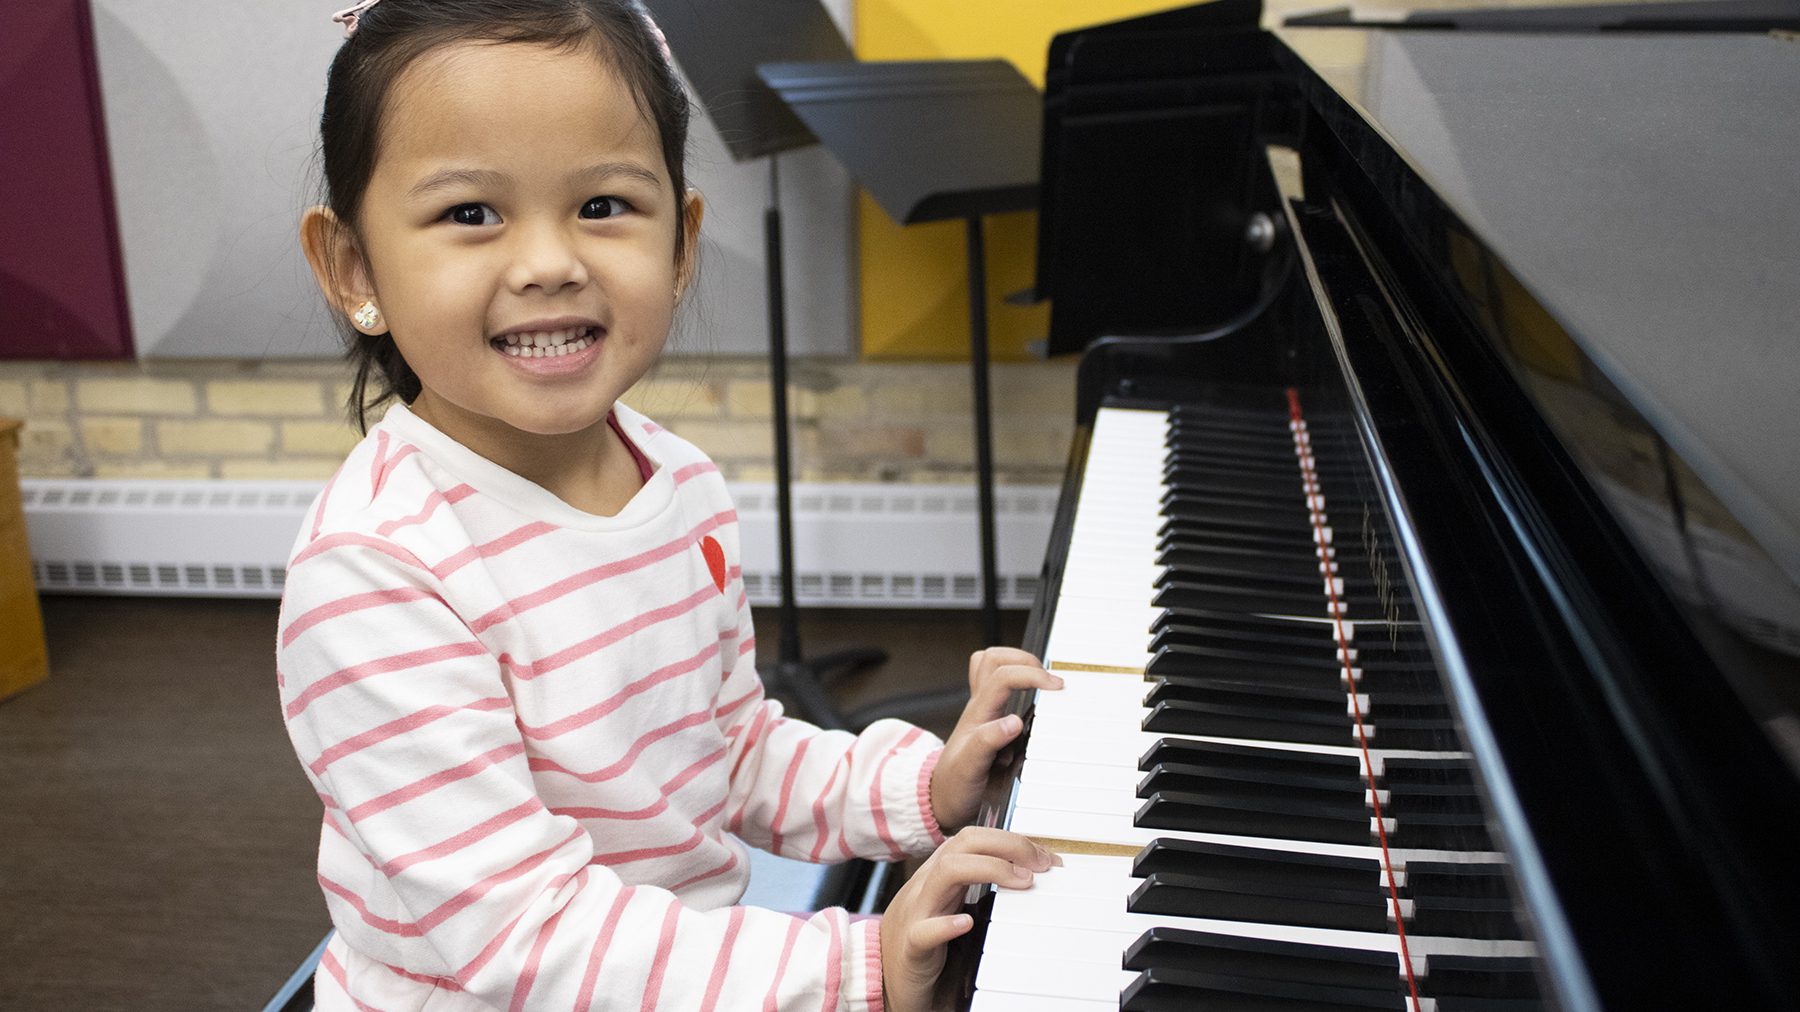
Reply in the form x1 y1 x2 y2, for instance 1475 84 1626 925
280 1 1062 1009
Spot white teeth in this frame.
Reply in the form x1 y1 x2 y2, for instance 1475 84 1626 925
496 328 596 359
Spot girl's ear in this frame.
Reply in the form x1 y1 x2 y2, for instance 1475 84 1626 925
299 206 377 323
674 188 705 298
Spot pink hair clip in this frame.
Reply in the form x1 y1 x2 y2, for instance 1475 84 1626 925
638 7 674 67
332 0 382 38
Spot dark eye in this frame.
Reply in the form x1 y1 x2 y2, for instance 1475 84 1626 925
580 196 629 220
447 203 498 226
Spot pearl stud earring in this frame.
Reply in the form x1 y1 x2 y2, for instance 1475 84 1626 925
352 301 382 331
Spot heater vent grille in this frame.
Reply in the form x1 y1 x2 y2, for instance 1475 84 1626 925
22 479 1057 608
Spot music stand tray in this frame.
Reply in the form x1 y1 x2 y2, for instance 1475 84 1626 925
758 59 1042 685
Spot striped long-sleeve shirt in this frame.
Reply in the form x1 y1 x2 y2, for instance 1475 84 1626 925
276 401 945 1011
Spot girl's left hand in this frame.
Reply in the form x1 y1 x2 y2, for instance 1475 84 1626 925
928 647 1063 834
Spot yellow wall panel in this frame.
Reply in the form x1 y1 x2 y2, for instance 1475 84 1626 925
855 0 1185 360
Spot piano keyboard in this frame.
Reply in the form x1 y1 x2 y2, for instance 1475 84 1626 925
973 397 1546 1012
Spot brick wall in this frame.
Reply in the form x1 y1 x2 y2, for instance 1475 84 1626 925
0 357 1078 485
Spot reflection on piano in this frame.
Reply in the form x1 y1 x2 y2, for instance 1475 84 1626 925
958 4 1800 1011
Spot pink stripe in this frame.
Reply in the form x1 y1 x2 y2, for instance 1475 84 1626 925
738 636 756 658
285 639 490 719
590 798 727 866
807 761 844 862
507 897 567 1012
829 750 857 861
866 731 918 861
728 710 774 781
318 948 385 1012
283 584 443 648
916 745 947 846
414 826 584 933
318 873 422 937
345 741 525 823
762 918 805 1012
382 960 463 991
714 685 761 722
551 745 724 821
516 639 722 739
822 912 844 1012
697 907 746 1012
469 511 734 633
572 883 635 1010
642 421 663 435
669 850 739 893
638 901 684 1012
309 467 342 542
860 919 885 1012
291 530 434 573
373 441 419 497
768 738 811 857
672 460 717 484
369 430 389 492
435 521 556 578
376 483 476 537
310 696 511 775
498 585 716 683
383 798 544 876
528 706 713 784
454 866 584 984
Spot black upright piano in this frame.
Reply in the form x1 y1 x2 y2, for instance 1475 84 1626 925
962 3 1800 1009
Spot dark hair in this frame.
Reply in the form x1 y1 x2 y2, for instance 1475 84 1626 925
317 0 692 431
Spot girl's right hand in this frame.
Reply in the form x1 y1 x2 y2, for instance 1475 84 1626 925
879 827 1060 1012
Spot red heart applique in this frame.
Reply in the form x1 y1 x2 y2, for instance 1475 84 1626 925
699 535 727 595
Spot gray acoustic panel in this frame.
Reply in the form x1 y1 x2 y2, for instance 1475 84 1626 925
91 0 855 360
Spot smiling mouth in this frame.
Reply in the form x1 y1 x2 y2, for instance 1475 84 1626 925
492 326 599 358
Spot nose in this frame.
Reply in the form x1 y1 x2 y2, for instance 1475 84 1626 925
505 220 589 294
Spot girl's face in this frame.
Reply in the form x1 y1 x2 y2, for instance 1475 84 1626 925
347 40 699 451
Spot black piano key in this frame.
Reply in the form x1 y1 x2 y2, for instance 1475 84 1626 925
1146 643 1347 685
1154 579 1340 616
1389 817 1495 852
1128 869 1389 932
1159 544 1346 584
1149 620 1352 660
1425 955 1543 1000
1137 761 1368 814
1159 514 1335 546
1136 738 1363 781
1142 698 1355 746
1132 838 1378 882
1143 676 1350 717
1154 560 1380 598
1148 607 1371 639
1122 927 1403 992
1136 789 1374 846
1161 451 1336 478
1351 719 1462 751
1163 466 1326 495
1120 967 1408 1012
1405 862 1512 899
1383 757 1477 789
1406 890 1526 939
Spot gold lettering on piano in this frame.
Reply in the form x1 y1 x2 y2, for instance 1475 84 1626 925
1025 836 1143 858
1361 502 1403 651
1047 661 1146 675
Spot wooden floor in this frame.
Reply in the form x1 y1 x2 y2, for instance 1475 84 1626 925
0 595 1019 1011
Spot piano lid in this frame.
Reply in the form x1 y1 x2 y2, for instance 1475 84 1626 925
1276 27 1800 589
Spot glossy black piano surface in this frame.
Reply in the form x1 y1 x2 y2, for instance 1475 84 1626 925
971 6 1800 1012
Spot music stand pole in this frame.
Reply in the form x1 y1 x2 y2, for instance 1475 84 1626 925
965 214 1002 647
760 154 885 731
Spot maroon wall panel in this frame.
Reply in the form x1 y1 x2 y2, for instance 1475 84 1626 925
0 0 134 359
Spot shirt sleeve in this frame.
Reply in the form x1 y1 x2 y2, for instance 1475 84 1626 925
279 539 887 1011
712 583 946 865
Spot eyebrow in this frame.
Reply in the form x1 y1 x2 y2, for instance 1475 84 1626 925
406 161 664 201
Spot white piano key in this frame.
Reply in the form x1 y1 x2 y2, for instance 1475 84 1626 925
974 951 1134 1004
969 990 1116 1012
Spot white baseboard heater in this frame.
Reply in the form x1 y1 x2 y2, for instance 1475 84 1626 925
20 479 1060 609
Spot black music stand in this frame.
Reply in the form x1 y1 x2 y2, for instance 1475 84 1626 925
645 0 880 730
757 60 1042 696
